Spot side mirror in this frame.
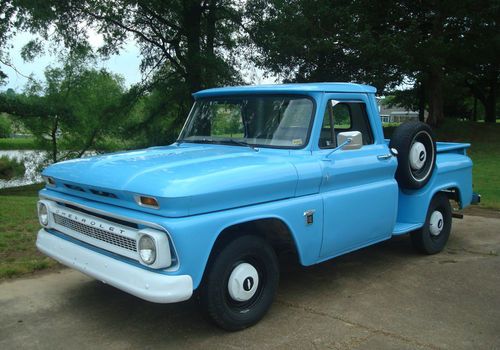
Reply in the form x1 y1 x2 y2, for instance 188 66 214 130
337 131 362 150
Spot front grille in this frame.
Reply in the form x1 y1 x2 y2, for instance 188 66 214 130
63 204 138 229
53 213 137 252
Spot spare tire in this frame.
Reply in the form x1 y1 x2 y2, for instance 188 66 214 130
389 121 436 190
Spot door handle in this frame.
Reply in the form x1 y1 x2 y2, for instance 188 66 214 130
377 154 392 160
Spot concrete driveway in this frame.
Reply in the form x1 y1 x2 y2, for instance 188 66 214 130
1 215 499 349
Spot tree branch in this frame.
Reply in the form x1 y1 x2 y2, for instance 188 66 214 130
82 8 186 75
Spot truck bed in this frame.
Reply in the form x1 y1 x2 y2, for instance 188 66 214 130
385 139 470 155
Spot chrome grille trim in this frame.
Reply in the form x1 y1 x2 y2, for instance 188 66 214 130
39 193 166 231
39 192 180 272
53 213 137 252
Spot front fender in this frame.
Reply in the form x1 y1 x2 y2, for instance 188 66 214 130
165 194 324 289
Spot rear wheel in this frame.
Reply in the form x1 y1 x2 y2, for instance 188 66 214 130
411 193 452 254
199 235 279 331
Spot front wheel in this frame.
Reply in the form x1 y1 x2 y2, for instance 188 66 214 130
411 193 452 254
199 235 279 331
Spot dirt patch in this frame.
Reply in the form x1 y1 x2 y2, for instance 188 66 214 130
463 206 500 219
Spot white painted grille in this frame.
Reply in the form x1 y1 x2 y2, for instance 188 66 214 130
53 213 137 252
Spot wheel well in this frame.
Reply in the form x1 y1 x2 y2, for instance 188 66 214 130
201 218 299 285
440 187 461 207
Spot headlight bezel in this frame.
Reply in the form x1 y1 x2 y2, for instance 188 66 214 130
138 234 157 265
37 201 50 227
136 228 172 269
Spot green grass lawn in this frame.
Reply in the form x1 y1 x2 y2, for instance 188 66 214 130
0 138 37 150
434 121 500 210
0 183 57 279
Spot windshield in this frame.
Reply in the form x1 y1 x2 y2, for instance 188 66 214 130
179 95 314 148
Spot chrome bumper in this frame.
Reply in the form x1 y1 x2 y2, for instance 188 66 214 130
36 229 193 303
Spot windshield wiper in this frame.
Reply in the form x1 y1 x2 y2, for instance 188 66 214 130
222 139 258 152
176 138 216 145
177 138 258 151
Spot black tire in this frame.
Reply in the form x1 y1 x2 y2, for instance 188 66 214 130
411 193 452 254
389 121 436 189
199 235 279 331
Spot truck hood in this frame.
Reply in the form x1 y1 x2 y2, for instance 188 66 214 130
43 145 300 217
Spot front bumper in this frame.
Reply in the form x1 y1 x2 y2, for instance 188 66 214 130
36 229 193 303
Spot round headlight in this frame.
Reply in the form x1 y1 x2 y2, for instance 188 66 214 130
38 202 49 227
138 235 156 265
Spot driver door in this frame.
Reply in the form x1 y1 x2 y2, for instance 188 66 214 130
317 98 398 258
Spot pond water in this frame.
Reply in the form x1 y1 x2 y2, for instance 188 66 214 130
0 150 49 188
0 150 102 189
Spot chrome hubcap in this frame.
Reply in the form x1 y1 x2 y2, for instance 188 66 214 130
227 262 259 302
410 141 426 170
429 210 444 236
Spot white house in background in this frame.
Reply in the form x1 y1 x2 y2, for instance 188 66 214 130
377 100 425 123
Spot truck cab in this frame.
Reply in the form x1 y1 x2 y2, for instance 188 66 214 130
36 83 477 330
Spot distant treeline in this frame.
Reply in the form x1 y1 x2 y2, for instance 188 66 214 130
0 0 497 163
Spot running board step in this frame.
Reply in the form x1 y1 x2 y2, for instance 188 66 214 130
392 222 422 235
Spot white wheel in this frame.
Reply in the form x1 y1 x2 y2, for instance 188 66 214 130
409 141 426 170
429 210 444 236
227 262 259 302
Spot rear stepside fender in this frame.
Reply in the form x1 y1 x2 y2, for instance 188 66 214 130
396 152 473 226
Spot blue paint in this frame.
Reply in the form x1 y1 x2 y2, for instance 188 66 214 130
38 83 475 292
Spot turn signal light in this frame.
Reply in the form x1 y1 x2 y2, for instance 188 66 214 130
136 195 160 209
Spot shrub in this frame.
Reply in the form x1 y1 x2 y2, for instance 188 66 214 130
0 115 12 138
0 156 26 180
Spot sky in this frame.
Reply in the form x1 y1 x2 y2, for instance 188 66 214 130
1 30 276 92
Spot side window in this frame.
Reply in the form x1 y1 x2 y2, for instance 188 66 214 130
319 101 374 148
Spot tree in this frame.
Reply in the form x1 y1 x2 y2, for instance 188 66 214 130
245 0 499 126
8 0 246 137
16 2 241 92
244 0 402 91
0 113 12 137
0 57 130 162
0 0 18 84
458 0 499 123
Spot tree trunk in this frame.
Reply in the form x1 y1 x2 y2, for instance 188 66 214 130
484 77 497 123
484 94 496 123
472 97 477 121
466 76 497 123
51 116 59 163
182 0 203 98
205 0 217 87
426 68 444 127
417 80 426 122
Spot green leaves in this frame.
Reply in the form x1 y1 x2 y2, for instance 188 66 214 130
20 39 44 62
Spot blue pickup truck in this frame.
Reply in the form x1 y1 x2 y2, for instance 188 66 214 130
36 83 478 330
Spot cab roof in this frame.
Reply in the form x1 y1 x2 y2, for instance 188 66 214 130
193 82 377 99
